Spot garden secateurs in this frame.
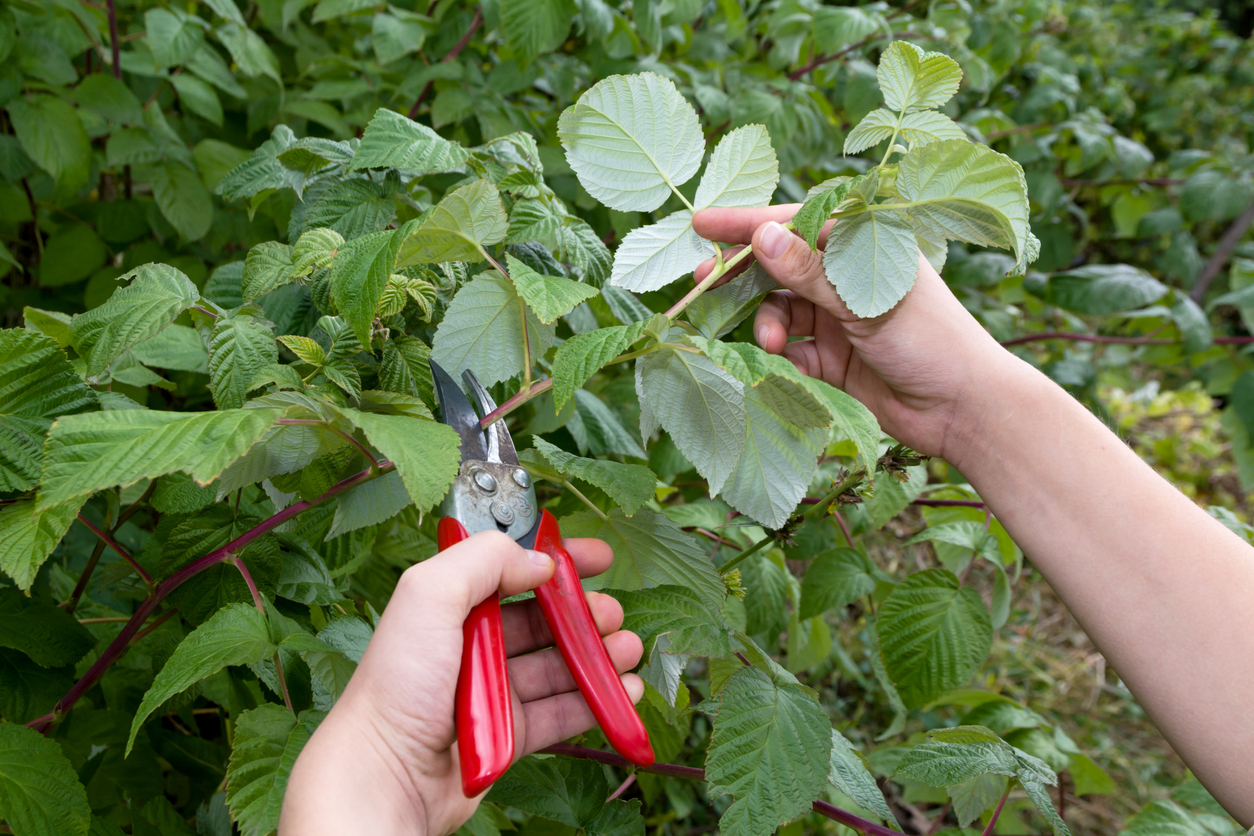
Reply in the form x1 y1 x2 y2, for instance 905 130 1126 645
430 360 655 797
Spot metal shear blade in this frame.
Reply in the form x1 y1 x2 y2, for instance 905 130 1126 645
429 360 488 462
461 370 519 466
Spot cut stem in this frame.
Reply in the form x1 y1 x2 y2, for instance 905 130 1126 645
77 515 152 585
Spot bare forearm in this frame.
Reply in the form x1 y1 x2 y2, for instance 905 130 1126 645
948 354 1254 824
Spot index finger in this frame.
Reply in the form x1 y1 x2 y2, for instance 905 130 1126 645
692 204 801 244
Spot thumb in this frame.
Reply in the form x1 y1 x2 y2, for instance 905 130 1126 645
752 221 855 322
398 530 554 619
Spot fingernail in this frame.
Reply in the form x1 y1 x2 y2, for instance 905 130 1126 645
759 222 790 260
527 550 553 567
757 325 769 347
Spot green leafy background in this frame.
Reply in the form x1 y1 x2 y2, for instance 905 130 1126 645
1 0 1252 834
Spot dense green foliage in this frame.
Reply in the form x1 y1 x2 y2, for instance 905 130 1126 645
0 0 1252 834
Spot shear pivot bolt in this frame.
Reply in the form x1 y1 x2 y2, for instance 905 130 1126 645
491 500 515 526
513 468 532 488
472 470 497 493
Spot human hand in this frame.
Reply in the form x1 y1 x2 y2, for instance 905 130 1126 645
280 532 645 836
692 206 1017 461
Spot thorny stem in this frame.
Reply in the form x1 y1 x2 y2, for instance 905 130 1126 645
720 468 865 574
831 507 854 548
540 744 901 836
980 784 1013 836
28 462 396 733
76 514 153 585
64 535 109 614
563 480 607 521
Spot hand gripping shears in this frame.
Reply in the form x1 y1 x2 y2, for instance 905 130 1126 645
430 361 655 797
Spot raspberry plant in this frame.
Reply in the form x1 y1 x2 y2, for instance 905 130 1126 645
1 0 1251 834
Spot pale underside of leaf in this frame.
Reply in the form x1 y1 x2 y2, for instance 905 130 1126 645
559 72 705 213
694 124 780 209
823 210 920 319
609 211 713 292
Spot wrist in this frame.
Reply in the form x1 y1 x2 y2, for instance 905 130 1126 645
938 347 1045 475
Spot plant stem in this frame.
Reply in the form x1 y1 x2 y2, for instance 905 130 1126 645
1190 199 1254 302
562 479 607 521
105 0 121 78
278 419 379 469
980 784 1012 836
607 774 635 801
912 498 987 508
479 378 553 428
409 8 482 118
76 515 152 585
541 743 900 836
131 608 176 644
29 462 396 733
831 507 854 547
719 468 864 574
665 243 759 319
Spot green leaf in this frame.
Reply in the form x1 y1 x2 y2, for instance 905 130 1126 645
1021 779 1072 836
567 390 648 459
706 664 832 836
609 211 713 292
559 72 704 212
908 522 1000 561
610 585 731 657
508 255 599 324
0 330 98 492
694 125 780 209
151 161 215 241
215 406 345 497
208 314 280 410
396 180 508 265
862 465 927 529
686 264 777 339
7 95 92 194
894 738 1018 787
290 230 343 283
0 722 91 836
876 568 992 708
636 344 746 495
350 108 470 173
551 322 646 409
242 242 294 302
792 176 866 250
500 0 575 67
562 509 724 610
372 11 426 64
531 437 656 515
947 773 1008 827
0 648 73 723
489 756 643 836
305 178 397 239
845 109 965 155
0 589 94 668
876 42 962 112
128 603 275 754
1025 263 1169 315
378 335 435 406
335 408 460 511
215 22 280 86
823 209 919 318
38 407 286 511
812 6 883 52
1122 801 1205 836
800 548 881 620
131 325 209 373
328 228 402 346
226 705 322 836
69 263 201 376
145 8 207 68
719 375 828 529
0 498 86 591
827 730 899 829
431 272 554 387
160 512 282 625
73 73 144 126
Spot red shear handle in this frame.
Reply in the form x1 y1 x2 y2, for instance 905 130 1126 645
441 518 515 797
531 510 655 766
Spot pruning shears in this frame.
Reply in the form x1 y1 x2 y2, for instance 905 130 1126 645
430 360 655 797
